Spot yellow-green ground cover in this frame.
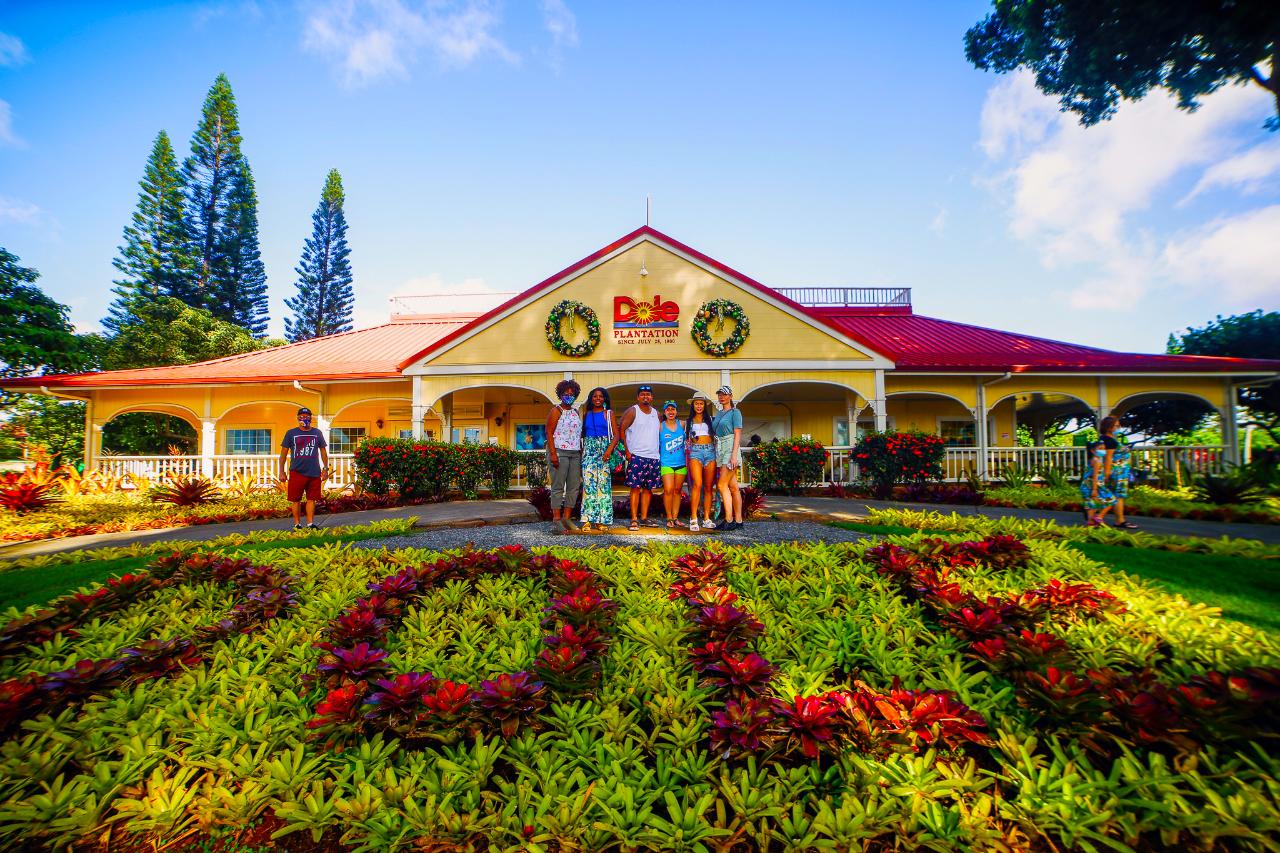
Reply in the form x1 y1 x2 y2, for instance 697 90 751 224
0 525 1277 851
0 492 293 543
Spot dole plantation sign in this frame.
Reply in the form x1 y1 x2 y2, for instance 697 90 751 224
545 294 750 357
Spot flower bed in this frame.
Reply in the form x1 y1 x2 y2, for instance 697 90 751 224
982 484 1280 524
0 539 1277 850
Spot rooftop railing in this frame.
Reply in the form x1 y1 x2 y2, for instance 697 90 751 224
775 287 911 308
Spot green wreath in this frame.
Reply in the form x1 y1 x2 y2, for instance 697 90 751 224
545 300 601 357
691 299 750 357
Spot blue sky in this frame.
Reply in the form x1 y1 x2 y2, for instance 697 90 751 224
1 1 1276 352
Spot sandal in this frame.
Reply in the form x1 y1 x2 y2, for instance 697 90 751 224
628 521 639 532
689 519 700 532
1113 521 1139 529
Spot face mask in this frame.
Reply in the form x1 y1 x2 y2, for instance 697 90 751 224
561 395 576 406
299 417 312 428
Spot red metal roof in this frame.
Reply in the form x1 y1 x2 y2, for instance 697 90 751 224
5 227 1278 390
816 309 1280 373
0 315 476 389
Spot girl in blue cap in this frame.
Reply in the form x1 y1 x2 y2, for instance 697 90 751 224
658 400 687 529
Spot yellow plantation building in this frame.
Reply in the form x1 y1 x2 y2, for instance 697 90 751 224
6 227 1277 485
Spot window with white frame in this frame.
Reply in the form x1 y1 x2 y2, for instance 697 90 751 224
329 427 366 454
834 417 884 445
938 418 976 447
225 428 272 455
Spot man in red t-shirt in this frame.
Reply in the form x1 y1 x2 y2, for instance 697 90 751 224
278 407 329 530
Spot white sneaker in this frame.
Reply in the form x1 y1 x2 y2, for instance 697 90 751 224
702 518 716 529
689 518 700 532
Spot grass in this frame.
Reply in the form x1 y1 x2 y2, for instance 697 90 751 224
830 520 1280 634
1070 541 1280 634
0 527 406 611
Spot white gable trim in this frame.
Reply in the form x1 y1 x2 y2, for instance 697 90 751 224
403 233 896 371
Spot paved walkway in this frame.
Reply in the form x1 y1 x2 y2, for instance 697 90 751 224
766 496 1280 544
0 499 539 560
4 493 1276 561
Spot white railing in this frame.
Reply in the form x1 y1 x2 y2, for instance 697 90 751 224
95 445 1229 494
775 287 911 308
97 454 356 490
97 455 201 482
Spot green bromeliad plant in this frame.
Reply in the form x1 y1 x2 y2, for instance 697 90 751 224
0 538 1278 851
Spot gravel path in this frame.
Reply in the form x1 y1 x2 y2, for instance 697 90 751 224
351 520 872 552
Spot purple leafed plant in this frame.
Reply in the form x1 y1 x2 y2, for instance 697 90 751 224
472 671 547 738
688 605 764 646
39 658 126 701
327 608 389 645
363 672 437 731
315 642 390 686
368 571 420 599
534 646 597 691
771 695 842 759
119 637 202 680
543 589 618 630
711 697 775 755
698 652 777 696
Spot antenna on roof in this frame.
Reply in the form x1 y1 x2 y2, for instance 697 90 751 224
646 194 651 227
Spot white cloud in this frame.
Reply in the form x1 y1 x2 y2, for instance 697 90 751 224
929 205 948 234
979 71 1275 307
1162 206 1280 305
303 0 516 86
0 100 19 147
1183 143 1280 202
540 0 577 49
0 32 29 67
0 196 40 224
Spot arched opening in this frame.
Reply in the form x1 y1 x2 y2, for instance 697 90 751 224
101 406 199 457
738 381 867 447
885 391 976 445
990 391 1096 448
431 385 557 448
1111 392 1218 443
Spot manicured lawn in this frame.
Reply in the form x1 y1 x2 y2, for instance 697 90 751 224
1070 541 1280 634
0 528 405 611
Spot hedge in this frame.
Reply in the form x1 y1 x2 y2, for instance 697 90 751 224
747 437 829 494
853 430 946 496
353 438 522 499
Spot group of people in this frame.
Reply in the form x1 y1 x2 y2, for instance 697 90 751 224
545 381 747 533
1079 416 1138 529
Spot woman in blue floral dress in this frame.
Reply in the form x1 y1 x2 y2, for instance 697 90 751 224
578 387 618 530
1107 439 1138 528
1079 417 1118 526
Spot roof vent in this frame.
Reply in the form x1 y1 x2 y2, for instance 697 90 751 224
776 287 911 309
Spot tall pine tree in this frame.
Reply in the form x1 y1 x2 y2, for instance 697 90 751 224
285 169 354 341
222 159 269 336
104 131 190 333
182 73 266 330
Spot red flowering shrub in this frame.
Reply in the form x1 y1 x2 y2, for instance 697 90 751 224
746 438 829 495
853 430 946 497
354 438 522 500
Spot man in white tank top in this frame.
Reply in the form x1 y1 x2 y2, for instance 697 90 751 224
617 385 662 529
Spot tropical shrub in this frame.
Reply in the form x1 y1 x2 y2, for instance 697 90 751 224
1 539 1279 851
355 438 525 499
746 437 829 494
476 443 521 498
150 475 221 506
853 430 946 496
0 481 59 514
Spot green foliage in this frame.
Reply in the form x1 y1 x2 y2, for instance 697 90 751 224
354 438 522 499
1189 466 1266 507
150 476 221 507
2 396 86 466
285 169 354 343
101 412 197 456
1174 311 1280 442
0 248 95 400
100 296 274 371
104 131 192 334
965 1 1280 130
853 431 946 496
0 539 1277 849
746 437 829 495
1036 465 1070 490
998 461 1033 488
181 73 267 334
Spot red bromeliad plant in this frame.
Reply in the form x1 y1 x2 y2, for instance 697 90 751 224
306 683 369 747
711 697 776 756
472 671 547 738
543 588 617 630
327 608 389 645
119 637 202 680
698 651 777 696
534 645 596 692
421 679 472 725
363 672 437 733
0 481 60 513
315 642 390 688
771 694 844 759
688 604 764 646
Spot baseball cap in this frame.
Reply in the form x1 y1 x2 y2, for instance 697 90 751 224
716 385 733 396
297 407 313 416
637 384 653 393
662 400 678 410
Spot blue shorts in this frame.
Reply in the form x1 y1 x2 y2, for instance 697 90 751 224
689 444 715 465
625 455 661 490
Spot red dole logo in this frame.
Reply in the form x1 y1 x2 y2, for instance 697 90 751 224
613 295 680 328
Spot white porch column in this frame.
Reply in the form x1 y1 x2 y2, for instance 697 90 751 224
82 397 95 471
442 398 454 443
1221 381 1241 464
90 420 106 471
975 382 989 480
200 418 216 478
1096 377 1111 426
872 370 887 432
411 376 426 440
844 393 857 444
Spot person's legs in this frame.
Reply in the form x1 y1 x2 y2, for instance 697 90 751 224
290 501 302 525
673 472 686 522
549 451 571 526
639 489 652 522
562 451 581 529
702 463 717 522
717 472 734 525
287 472 304 527
662 473 677 520
628 487 641 523
727 473 743 522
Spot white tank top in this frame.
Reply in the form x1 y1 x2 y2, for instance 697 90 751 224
625 404 661 459
690 421 710 438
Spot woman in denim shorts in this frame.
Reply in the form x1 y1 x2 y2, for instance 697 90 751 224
685 391 717 531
